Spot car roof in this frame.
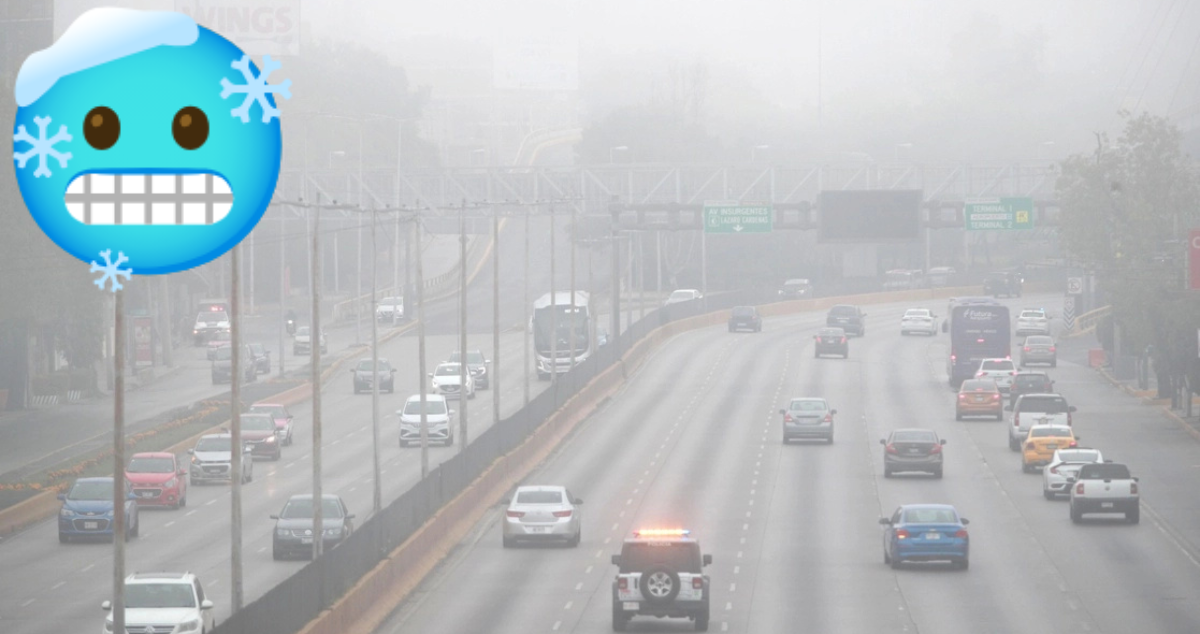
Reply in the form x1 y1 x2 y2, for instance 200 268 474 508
899 503 957 512
892 428 938 435
783 278 810 284
252 402 285 408
405 393 447 402
127 572 191 583
131 452 175 459
285 493 342 501
75 476 114 484
515 485 567 492
199 433 233 440
358 357 389 363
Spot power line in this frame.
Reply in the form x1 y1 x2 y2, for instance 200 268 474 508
1132 0 1190 113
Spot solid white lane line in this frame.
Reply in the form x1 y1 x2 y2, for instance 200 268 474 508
51 581 64 590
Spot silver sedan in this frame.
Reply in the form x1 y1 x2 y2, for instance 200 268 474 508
1042 448 1103 499
501 485 582 547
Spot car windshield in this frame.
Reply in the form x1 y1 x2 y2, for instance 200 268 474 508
195 437 231 453
402 399 448 415
830 306 857 316
619 541 702 573
1020 311 1044 318
668 290 694 301
904 309 930 317
1019 396 1070 413
198 312 226 323
515 490 563 504
280 497 344 519
124 583 196 609
1015 375 1049 387
357 359 391 371
789 400 826 412
1080 463 1131 480
435 364 462 376
67 480 112 501
1031 427 1072 438
785 279 809 286
1058 450 1100 463
381 297 401 306
981 360 1013 370
1026 336 1053 345
903 508 959 524
961 380 996 391
893 431 937 443
127 457 174 474
242 414 276 432
249 405 286 419
818 328 844 337
448 351 486 364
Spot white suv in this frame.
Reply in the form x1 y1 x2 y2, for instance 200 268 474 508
398 394 454 447
975 358 1016 392
1015 309 1051 336
102 572 214 633
611 529 712 631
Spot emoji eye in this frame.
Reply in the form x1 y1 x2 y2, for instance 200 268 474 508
172 106 209 150
83 106 120 150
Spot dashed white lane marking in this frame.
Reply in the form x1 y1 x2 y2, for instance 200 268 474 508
722 623 729 631
585 565 593 574
595 550 604 559
729 582 737 592
51 581 64 590
611 523 619 531
725 602 733 611
258 546 267 553
619 511 625 518
564 600 573 610
632 489 639 495
733 565 740 574
82 563 95 572
740 537 746 544
332 439 341 445
737 551 743 559
349 486 357 493
141 532 151 539
21 598 35 607
284 461 296 469
644 470 650 476
745 511 752 518
553 621 562 631
205 499 216 506
604 537 611 544
742 523 749 531
165 521 175 527
575 582 583 590
626 498 633 505
186 510 197 516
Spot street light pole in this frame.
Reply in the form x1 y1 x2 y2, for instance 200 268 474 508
230 243 244 611
279 204 287 378
311 197 324 560
459 198 469 449
370 203 381 514
492 205 501 426
415 218 429 478
523 208 531 406
569 205 577 370
550 202 557 390
111 290 127 634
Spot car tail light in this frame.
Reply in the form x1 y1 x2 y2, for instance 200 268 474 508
1131 482 1138 495
692 577 703 589
618 578 628 590
1023 346 1030 352
1025 442 1035 451
885 443 898 454
553 510 573 518
506 510 525 518
895 529 909 539
1049 466 1058 474
1014 418 1020 426
840 337 846 344
823 414 833 423
1075 482 1085 495
992 393 1000 400
1068 441 1077 448
1049 347 1056 352
929 444 942 454
958 394 967 400
954 529 969 538
951 354 957 362
783 414 794 423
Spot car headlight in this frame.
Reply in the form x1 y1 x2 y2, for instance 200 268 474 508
277 528 289 537
164 477 177 488
264 435 276 444
181 618 202 632
192 455 200 464
323 527 342 537
60 507 74 517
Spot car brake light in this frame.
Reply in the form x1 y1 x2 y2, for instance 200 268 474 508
885 443 898 454
1068 441 1077 448
958 394 967 400
895 529 909 539
506 510 525 518
1130 482 1138 495
692 577 703 589
553 510 573 518
618 578 628 590
1049 347 1056 352
976 371 983 377
992 393 1000 400
1075 483 1085 495
784 414 794 423
954 529 969 538
1049 466 1058 474
1023 346 1030 352
929 444 942 454
951 354 956 362
823 414 832 423
840 337 846 344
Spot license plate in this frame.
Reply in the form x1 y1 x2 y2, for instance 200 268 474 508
140 491 155 498
1101 502 1114 509
907 448 922 454
623 602 639 611
300 537 313 544
1046 444 1058 450
528 526 548 534
925 532 941 540
84 521 98 529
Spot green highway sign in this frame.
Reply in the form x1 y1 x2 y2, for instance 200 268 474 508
964 197 1035 231
703 202 773 234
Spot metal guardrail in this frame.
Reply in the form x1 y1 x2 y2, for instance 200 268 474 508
1063 305 1111 339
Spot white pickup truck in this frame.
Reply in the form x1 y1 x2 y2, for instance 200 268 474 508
1067 462 1139 524
1007 393 1076 451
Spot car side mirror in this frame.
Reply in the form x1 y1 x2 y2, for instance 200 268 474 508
573 498 583 505
1132 476 1139 482
703 554 713 566
427 373 433 378
940 439 947 445
1068 406 1077 413
270 514 279 519
878 518 892 525
200 600 214 610
829 409 838 415
57 493 66 501
187 448 195 454
878 438 886 445
611 554 621 566
960 518 970 525
101 600 112 611
178 469 186 476
346 514 356 520
778 409 787 415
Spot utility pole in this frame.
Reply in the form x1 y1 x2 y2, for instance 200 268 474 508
459 198 469 449
279 204 287 377
248 229 256 315
611 212 621 352
492 205 501 426
111 290 127 634
626 237 633 332
523 208 531 406
230 243 244 611
415 218 429 478
570 205 577 370
370 204 381 514
550 202 557 389
355 213 362 345
393 207 402 327
638 233 645 322
311 197 324 559
158 275 172 367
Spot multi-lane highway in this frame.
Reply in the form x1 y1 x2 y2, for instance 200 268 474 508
374 295 1200 634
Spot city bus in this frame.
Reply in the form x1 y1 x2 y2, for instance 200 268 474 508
945 297 1011 387
532 291 594 380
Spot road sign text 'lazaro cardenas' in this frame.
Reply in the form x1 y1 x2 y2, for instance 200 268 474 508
703 202 773 233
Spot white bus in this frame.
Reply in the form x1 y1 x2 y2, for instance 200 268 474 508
532 291 594 380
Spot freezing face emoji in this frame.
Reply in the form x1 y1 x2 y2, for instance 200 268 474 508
12 8 288 277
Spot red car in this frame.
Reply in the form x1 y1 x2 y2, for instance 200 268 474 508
241 413 283 460
248 402 294 445
126 452 187 509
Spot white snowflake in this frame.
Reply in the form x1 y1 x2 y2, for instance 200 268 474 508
13 115 72 178
90 249 133 292
220 54 292 124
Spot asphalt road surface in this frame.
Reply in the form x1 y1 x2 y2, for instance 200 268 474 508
372 294 1200 634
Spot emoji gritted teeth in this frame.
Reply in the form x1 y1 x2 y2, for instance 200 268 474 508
11 8 286 276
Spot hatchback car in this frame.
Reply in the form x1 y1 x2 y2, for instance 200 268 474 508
1020 335 1057 367
1022 425 1079 473
398 394 454 447
728 306 762 332
448 350 491 389
665 289 703 305
813 327 848 358
975 358 1016 392
210 344 258 385
57 477 139 543
102 572 215 634
880 504 970 570
188 434 254 485
826 304 866 336
206 330 232 360
900 307 937 336
126 452 187 509
881 429 946 478
956 378 1003 421
351 357 396 394
241 413 283 461
1015 309 1051 337
1009 371 1055 407
780 397 836 443
430 362 476 399
293 326 327 355
1042 447 1104 499
271 494 355 559
247 402 294 445
376 296 404 322
501 485 583 547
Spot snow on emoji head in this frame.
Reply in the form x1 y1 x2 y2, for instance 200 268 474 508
11 8 288 276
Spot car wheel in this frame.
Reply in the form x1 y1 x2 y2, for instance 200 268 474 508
399 439 408 448
883 547 891 564
569 530 581 548
890 554 902 570
1051 361 1057 368
1070 505 1082 523
273 543 284 560
612 605 628 632
813 351 819 359
933 468 943 479
1043 489 1055 500
1127 507 1140 524
958 557 970 571
179 493 187 508
273 450 282 461
131 514 139 537
883 467 892 478
826 432 834 444
1009 436 1020 452
995 413 1003 421
502 535 515 548
955 411 963 421
695 610 710 631
59 533 69 544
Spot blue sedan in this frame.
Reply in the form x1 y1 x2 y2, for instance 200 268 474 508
58 477 139 543
879 504 969 570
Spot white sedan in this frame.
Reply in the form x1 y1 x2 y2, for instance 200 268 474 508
900 308 937 336
1042 447 1103 499
1016 309 1051 336
429 362 476 400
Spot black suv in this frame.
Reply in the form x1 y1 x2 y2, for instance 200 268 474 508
612 530 712 631
351 358 396 394
983 271 1023 298
728 306 762 332
813 327 849 358
1008 371 1054 407
826 304 866 336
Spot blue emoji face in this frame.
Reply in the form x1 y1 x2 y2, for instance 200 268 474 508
12 9 287 275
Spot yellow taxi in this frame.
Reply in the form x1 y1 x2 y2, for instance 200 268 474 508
1021 425 1078 473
